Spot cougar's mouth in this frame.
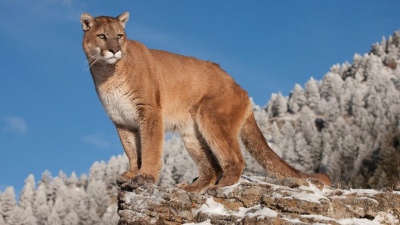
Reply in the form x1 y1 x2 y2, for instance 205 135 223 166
103 51 122 65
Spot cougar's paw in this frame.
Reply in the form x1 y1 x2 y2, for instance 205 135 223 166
205 185 219 196
311 173 331 187
116 171 136 187
176 182 206 194
121 173 156 191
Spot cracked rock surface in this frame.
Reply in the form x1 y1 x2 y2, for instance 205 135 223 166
117 176 400 224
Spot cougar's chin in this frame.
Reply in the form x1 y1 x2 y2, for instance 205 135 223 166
104 51 122 65
105 57 119 64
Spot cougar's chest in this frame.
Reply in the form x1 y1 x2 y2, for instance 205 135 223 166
96 84 140 129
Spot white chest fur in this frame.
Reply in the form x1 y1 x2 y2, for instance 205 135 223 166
97 85 140 129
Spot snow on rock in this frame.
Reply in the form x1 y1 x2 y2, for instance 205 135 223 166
117 176 400 225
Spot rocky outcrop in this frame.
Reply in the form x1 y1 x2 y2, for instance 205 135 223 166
117 176 400 224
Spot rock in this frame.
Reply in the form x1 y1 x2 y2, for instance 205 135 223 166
117 176 400 225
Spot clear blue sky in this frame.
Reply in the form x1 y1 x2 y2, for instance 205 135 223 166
1 0 400 194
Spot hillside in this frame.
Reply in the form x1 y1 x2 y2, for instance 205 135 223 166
1 30 400 224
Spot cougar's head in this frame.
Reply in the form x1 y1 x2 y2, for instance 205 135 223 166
80 12 129 65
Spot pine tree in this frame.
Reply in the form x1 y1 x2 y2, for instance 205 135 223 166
86 179 109 218
267 92 288 117
63 210 79 225
33 183 50 225
0 198 4 225
269 121 282 142
297 106 321 168
75 196 89 224
293 132 313 172
78 174 88 188
86 202 101 225
305 77 320 111
19 174 35 210
0 211 4 225
1 187 16 224
320 142 333 173
41 170 52 185
47 196 65 225
7 206 24 225
88 161 107 182
279 121 296 167
105 156 120 188
320 71 344 102
58 170 68 183
67 172 78 187
21 205 37 225
101 206 119 225
288 84 307 113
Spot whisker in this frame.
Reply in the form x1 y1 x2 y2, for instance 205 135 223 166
83 55 102 71
88 56 101 69
82 58 91 71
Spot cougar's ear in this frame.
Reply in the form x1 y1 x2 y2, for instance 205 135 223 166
117 12 129 28
81 13 94 31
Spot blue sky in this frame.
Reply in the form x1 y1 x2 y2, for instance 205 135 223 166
1 0 400 194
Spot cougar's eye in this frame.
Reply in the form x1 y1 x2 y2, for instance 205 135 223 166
97 34 106 39
117 34 123 39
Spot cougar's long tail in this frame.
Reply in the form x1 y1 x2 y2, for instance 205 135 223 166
240 113 331 186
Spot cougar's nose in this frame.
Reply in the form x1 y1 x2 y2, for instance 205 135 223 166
109 47 120 54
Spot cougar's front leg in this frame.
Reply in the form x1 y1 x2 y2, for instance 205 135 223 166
116 126 141 186
134 109 164 184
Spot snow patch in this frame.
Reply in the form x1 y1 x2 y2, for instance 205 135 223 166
373 211 399 224
247 207 278 219
183 219 211 225
301 214 336 222
339 218 380 225
233 205 278 219
197 198 228 216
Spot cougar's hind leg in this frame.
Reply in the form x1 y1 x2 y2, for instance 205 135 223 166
196 111 245 190
177 125 222 193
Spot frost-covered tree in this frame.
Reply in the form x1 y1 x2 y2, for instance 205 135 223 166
58 170 68 184
86 179 109 218
101 206 119 225
21 205 37 225
280 121 296 167
267 92 287 117
288 84 307 113
293 132 312 172
1 187 16 224
47 196 66 225
33 183 50 225
269 121 282 145
41 170 52 185
88 161 107 182
263 30 400 188
105 156 121 188
86 204 101 225
0 211 4 225
320 71 344 102
19 174 35 210
63 210 79 225
305 77 320 111
7 206 24 225
67 171 78 187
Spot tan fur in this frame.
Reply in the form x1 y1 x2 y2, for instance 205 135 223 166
80 12 331 193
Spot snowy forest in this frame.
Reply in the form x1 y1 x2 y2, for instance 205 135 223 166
1 31 400 224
